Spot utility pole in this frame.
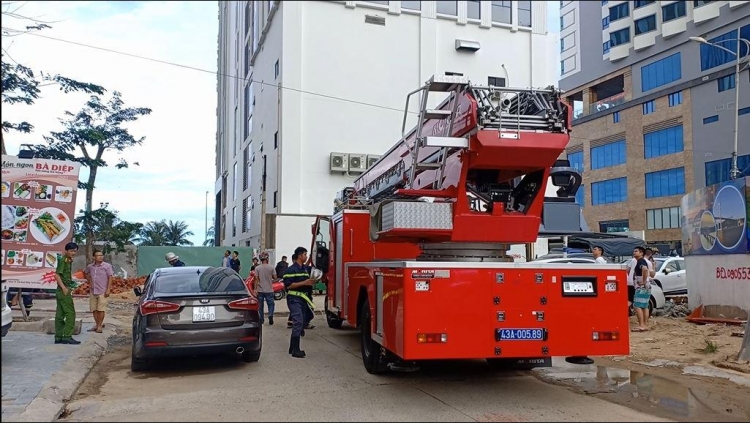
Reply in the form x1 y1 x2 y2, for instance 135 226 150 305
205 190 209 245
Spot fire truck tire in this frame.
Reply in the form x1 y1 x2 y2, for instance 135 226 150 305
325 297 343 329
360 299 388 374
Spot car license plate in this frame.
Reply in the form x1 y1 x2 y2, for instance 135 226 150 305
193 306 215 322
496 328 544 341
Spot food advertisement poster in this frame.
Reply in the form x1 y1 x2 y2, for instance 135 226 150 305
680 177 749 256
1 155 81 289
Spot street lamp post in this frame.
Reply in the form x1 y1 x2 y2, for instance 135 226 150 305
690 35 750 180
205 190 209 245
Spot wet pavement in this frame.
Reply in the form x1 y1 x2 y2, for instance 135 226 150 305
535 359 750 422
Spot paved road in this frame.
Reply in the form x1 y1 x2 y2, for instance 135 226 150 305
60 319 669 423
1 326 94 421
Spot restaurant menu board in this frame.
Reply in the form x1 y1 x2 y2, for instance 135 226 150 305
1 155 81 289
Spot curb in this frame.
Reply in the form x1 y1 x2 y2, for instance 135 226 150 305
14 320 121 423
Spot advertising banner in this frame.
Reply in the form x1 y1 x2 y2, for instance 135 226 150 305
1 155 81 288
681 177 749 255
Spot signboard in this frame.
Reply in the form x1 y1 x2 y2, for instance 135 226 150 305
681 177 749 256
1 155 81 289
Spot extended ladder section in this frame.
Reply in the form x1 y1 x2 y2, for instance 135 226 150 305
400 75 471 190
471 85 569 136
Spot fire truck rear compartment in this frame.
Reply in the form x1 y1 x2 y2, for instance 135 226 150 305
349 262 630 362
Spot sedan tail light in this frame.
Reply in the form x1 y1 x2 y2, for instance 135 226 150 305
228 297 259 311
140 300 181 316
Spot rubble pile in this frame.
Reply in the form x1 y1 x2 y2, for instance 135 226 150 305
657 300 691 318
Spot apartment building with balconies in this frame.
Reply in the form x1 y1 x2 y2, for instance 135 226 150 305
558 0 749 251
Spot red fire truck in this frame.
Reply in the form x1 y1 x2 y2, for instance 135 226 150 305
309 75 629 374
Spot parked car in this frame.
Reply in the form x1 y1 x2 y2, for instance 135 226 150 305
131 266 262 371
651 256 686 295
533 256 666 314
1 283 12 337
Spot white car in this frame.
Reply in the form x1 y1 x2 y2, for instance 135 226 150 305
533 257 666 314
1 283 12 337
651 257 686 296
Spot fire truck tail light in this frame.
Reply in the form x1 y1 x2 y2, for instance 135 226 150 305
417 333 448 343
592 331 619 341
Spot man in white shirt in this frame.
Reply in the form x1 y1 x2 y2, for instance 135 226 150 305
592 246 607 264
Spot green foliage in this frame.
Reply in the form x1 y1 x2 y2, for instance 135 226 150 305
203 225 215 246
136 220 195 247
73 205 143 253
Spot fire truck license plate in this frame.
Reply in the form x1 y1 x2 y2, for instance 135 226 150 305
497 328 544 341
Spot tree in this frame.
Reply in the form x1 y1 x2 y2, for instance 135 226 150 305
1 4 106 154
164 220 194 246
135 219 194 247
73 205 143 254
33 91 152 259
203 225 215 247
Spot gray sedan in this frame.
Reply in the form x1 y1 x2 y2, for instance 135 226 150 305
131 266 262 371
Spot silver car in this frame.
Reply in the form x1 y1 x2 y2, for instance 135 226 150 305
131 266 262 371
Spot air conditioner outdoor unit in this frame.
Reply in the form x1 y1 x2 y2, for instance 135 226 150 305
348 153 367 174
366 154 381 168
330 152 349 173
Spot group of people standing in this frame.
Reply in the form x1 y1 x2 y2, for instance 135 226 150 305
226 247 318 359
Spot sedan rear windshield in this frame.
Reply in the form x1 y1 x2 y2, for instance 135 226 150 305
154 267 247 295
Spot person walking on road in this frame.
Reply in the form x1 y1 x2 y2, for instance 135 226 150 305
55 242 80 345
84 250 113 333
165 252 185 267
254 253 277 325
284 247 317 358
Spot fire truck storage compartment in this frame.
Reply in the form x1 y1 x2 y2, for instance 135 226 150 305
347 262 629 362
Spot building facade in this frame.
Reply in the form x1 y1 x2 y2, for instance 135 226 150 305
559 0 749 249
215 1 557 259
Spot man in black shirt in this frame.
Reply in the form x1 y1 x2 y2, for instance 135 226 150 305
230 250 242 275
283 247 317 358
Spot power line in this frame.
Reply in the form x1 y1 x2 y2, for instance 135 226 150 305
1 26 412 114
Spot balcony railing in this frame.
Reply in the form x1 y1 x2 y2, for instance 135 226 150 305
589 92 626 114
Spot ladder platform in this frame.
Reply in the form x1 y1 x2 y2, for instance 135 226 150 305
428 75 469 92
415 162 442 170
424 109 452 120
423 136 469 148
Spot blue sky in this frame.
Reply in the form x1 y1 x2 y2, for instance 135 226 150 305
2 1 562 246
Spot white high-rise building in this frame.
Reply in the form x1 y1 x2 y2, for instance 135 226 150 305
215 1 558 259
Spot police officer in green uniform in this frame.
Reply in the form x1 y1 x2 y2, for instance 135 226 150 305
55 242 80 345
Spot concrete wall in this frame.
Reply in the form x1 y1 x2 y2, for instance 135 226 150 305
685 254 750 313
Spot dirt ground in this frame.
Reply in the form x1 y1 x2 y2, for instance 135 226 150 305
625 314 749 373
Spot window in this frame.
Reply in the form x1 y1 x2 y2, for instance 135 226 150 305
642 100 655 115
694 1 714 7
668 91 682 107
700 30 740 72
492 1 511 24
242 198 248 232
232 206 237 237
467 0 480 19
567 151 583 172
609 2 629 21
252 1 259 51
244 2 251 36
703 115 719 124
717 74 735 92
576 184 585 207
740 106 750 116
641 53 681 92
274 60 279 79
634 15 656 35
591 140 626 170
561 57 576 74
401 1 420 10
601 1 608 4
592 178 628 205
634 0 655 8
233 106 238 155
436 0 457 15
243 147 249 190
599 219 630 233
518 1 532 27
246 199 252 232
274 131 278 149
644 125 684 159
244 83 254 139
246 162 252 193
273 191 278 208
647 207 681 230
233 162 238 200
602 16 609 29
610 28 630 47
488 76 506 87
603 40 611 54
364 0 388 4
613 111 620 123
645 167 685 199
705 154 750 186
662 1 686 22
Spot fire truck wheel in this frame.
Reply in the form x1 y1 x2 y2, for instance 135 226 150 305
360 299 388 374
325 298 343 329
